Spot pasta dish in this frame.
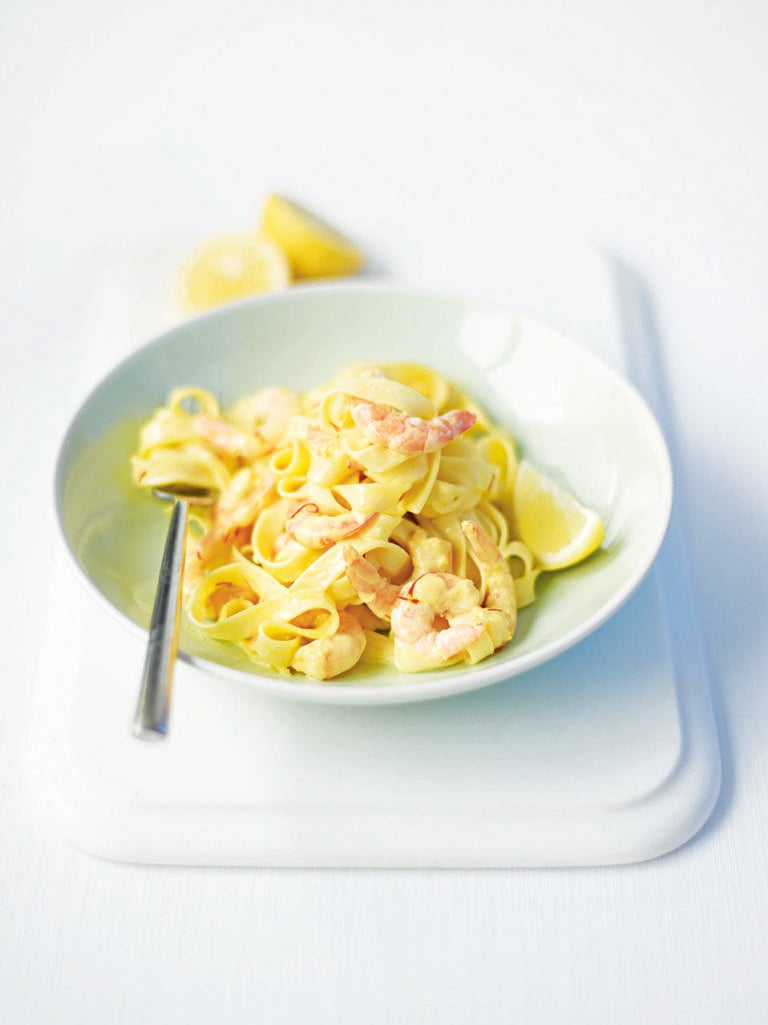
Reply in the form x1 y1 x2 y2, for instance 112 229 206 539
131 363 579 681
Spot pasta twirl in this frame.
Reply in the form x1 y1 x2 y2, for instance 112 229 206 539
131 363 542 680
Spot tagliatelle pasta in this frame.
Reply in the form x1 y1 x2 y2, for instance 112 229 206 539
131 363 543 680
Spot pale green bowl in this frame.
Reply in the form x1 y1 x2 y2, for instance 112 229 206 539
54 284 672 705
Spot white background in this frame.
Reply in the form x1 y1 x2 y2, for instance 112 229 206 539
2 1 767 1022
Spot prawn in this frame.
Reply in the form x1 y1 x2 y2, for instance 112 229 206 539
182 471 274 592
182 472 275 600
391 572 485 664
229 387 300 448
192 415 263 461
343 544 400 620
306 424 339 456
461 519 517 645
193 388 298 461
290 610 366 680
286 501 376 549
182 528 242 601
350 401 477 454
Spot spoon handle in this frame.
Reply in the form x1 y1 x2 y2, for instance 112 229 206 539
133 498 189 740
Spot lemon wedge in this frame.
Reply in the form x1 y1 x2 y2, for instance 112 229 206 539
513 460 605 570
259 194 364 279
181 234 290 311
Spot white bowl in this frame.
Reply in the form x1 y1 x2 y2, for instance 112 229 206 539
55 283 672 704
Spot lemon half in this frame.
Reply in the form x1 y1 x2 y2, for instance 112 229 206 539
259 194 364 279
181 234 291 311
513 460 606 570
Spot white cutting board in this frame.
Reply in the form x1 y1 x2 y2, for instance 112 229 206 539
25 238 721 866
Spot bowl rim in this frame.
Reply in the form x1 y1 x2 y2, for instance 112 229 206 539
53 280 674 705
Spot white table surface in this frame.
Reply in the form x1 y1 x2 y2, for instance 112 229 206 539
2 1 767 1022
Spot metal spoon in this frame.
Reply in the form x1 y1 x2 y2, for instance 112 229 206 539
133 485 216 741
